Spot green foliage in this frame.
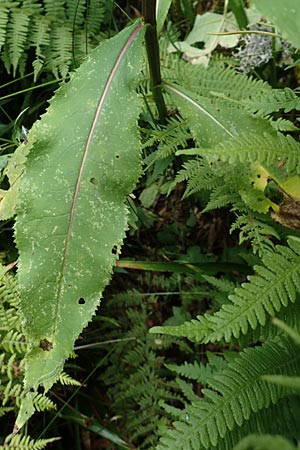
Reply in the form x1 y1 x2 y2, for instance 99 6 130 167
100 289 182 449
244 87 300 116
14 20 145 430
0 266 68 444
0 434 60 450
156 336 300 450
162 57 271 101
0 0 111 79
1 1 300 448
142 115 191 163
0 142 29 220
231 213 280 256
0 269 27 415
232 434 299 450
252 0 300 50
151 237 300 343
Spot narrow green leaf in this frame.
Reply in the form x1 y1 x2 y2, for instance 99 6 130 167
61 413 129 448
117 260 250 274
15 20 145 429
262 375 300 390
156 0 172 34
272 317 300 345
228 0 248 29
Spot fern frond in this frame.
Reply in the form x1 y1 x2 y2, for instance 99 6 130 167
101 290 182 449
0 305 19 329
0 271 19 308
201 275 237 306
166 361 214 383
1 329 29 354
3 377 22 406
202 276 236 296
245 87 300 116
173 158 218 198
231 213 279 256
66 0 86 27
142 116 191 162
270 117 299 132
201 133 300 174
0 4 9 52
44 0 66 20
86 0 105 35
216 395 300 449
176 378 199 402
151 237 300 343
0 0 108 77
1 434 60 450
156 336 300 450
46 25 72 77
29 15 50 80
203 186 241 211
57 370 81 386
33 393 56 412
162 56 271 101
6 8 30 75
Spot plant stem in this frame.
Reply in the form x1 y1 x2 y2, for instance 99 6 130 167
228 0 248 29
142 0 167 124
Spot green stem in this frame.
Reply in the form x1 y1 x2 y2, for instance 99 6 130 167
228 0 248 29
142 0 168 124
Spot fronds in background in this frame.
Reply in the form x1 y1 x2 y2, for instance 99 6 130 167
0 434 59 450
100 289 183 449
0 0 111 79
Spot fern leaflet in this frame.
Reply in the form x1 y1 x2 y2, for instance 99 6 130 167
151 237 300 343
157 336 300 450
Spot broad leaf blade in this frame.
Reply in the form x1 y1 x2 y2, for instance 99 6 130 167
15 20 144 429
163 83 274 147
252 0 300 50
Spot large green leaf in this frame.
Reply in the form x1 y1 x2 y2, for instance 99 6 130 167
163 83 275 147
252 0 300 50
14 20 144 430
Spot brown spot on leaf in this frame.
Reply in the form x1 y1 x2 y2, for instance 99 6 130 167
39 339 53 351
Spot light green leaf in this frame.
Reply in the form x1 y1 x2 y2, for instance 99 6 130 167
168 12 239 65
139 183 159 208
0 145 28 220
156 0 172 34
262 375 300 390
233 434 297 450
272 316 300 345
252 0 300 50
15 20 145 430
